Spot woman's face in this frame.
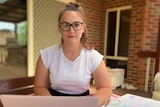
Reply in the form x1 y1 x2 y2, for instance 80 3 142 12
59 11 85 45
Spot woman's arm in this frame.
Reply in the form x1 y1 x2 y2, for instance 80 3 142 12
34 56 51 96
92 60 112 107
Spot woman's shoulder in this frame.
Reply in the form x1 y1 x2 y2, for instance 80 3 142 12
40 45 61 56
42 45 60 52
44 45 59 50
83 47 102 56
40 45 61 68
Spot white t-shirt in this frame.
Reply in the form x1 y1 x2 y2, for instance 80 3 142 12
40 45 103 94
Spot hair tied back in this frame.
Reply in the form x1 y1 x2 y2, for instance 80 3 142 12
66 2 80 8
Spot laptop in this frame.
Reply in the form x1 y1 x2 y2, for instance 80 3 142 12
0 94 98 107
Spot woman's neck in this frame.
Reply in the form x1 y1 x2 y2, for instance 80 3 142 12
63 43 82 61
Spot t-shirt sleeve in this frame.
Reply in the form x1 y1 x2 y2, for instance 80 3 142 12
40 45 57 69
88 49 104 73
40 48 49 68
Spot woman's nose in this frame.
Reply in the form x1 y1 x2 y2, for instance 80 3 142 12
69 26 75 32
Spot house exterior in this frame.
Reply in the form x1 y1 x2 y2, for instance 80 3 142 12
77 0 160 91
28 0 160 92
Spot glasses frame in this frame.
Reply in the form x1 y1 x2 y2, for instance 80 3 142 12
59 21 83 31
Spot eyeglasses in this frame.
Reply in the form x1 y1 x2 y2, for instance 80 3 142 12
59 22 83 31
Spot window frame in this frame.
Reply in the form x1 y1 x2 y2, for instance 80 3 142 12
104 6 132 62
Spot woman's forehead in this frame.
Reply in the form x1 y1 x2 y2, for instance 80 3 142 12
60 11 83 23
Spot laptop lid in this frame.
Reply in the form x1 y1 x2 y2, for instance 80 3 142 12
0 94 98 107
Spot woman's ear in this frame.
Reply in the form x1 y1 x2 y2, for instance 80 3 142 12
58 26 61 32
58 23 61 31
83 23 86 32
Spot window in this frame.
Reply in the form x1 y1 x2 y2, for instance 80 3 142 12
104 6 131 74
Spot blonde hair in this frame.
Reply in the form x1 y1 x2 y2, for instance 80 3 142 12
58 2 94 50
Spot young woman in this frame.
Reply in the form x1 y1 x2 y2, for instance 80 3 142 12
34 2 112 106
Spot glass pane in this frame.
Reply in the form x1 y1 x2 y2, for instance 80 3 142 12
17 21 27 46
106 11 116 56
106 59 127 78
118 9 131 57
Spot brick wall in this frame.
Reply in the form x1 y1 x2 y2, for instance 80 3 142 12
77 0 104 53
77 0 160 91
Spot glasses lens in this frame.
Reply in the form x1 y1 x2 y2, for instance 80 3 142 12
72 22 82 31
60 22 83 31
60 22 70 31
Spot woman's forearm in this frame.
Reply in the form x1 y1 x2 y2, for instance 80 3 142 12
34 86 51 96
